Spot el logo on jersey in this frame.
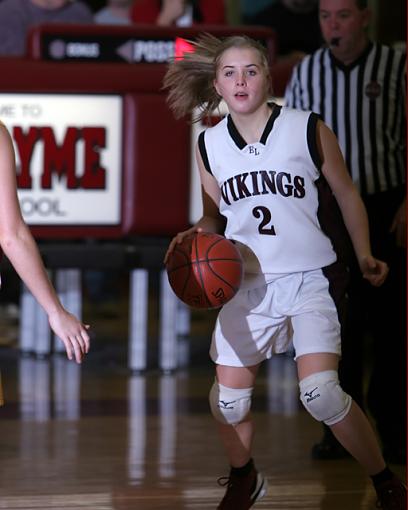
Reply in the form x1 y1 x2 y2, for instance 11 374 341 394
245 144 262 156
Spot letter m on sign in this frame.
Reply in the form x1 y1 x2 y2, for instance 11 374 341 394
41 127 79 189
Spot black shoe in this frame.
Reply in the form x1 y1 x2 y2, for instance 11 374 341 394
311 427 350 460
375 475 407 509
217 467 267 509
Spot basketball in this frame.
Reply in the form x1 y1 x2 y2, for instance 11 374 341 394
166 232 244 309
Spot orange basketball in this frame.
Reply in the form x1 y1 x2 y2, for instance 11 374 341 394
166 232 243 309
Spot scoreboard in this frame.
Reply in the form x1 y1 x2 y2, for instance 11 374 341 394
27 23 276 64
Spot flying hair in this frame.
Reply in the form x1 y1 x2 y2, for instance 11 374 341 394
163 33 272 122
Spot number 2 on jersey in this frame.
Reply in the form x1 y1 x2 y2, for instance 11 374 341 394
252 206 276 235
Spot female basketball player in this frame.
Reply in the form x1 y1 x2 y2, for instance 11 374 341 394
163 35 406 510
0 122 90 373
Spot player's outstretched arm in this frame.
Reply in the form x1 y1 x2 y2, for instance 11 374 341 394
316 120 388 287
0 124 90 363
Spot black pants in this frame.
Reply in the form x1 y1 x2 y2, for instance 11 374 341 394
338 187 406 448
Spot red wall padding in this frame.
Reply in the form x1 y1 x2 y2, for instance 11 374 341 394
122 93 191 236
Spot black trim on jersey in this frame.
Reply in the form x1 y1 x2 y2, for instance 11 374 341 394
307 113 322 170
260 104 281 144
198 131 212 175
227 115 246 149
227 103 281 149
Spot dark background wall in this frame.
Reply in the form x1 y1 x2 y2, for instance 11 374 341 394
375 0 406 46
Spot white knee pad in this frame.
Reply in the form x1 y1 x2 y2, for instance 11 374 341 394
299 370 352 426
209 380 253 426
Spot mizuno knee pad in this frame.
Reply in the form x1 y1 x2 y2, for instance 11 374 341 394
299 370 352 425
209 380 253 426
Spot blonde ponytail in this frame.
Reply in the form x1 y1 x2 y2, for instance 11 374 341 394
163 33 271 122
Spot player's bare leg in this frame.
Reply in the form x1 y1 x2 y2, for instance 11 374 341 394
297 353 406 510
330 402 385 473
214 364 267 509
297 352 384 472
215 364 258 466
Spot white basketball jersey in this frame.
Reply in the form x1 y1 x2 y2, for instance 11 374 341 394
199 105 342 274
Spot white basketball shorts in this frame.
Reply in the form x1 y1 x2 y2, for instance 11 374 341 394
210 268 342 367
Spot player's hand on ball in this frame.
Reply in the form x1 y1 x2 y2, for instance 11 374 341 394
48 309 90 364
360 255 389 287
164 226 203 264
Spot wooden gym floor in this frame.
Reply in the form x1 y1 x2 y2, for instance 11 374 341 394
0 279 406 510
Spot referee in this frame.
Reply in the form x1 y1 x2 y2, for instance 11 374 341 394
285 0 406 465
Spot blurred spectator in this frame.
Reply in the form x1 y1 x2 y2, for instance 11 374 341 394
247 0 322 57
130 0 226 26
94 0 134 25
0 0 93 57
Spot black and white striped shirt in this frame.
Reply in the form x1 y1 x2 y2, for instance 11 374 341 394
284 42 406 196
